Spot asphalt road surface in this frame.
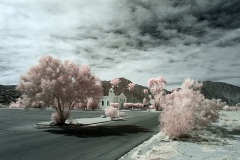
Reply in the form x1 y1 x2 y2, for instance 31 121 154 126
0 108 159 160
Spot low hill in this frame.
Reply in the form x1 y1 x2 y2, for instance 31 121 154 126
0 85 21 105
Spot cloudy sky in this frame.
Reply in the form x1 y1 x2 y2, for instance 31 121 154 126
1 0 240 89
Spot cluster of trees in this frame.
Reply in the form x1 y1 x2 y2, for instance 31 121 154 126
10 55 234 139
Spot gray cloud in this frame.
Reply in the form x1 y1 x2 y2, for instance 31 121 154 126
0 0 240 90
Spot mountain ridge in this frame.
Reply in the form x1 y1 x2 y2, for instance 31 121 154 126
0 78 240 106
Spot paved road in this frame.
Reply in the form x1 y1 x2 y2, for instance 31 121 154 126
0 108 159 160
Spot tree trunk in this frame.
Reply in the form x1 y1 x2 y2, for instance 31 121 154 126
132 93 133 103
57 111 67 125
59 117 66 125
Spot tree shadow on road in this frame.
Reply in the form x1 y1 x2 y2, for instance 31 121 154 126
44 125 151 138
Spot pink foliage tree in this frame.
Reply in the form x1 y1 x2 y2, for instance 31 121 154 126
51 112 61 123
144 89 149 95
148 76 166 96
110 78 121 98
123 103 144 110
148 77 224 138
110 78 121 116
127 82 135 103
87 97 99 110
15 56 103 125
149 105 155 109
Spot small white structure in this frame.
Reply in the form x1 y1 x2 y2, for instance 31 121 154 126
99 88 127 110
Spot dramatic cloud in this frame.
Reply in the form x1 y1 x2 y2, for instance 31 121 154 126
0 0 240 89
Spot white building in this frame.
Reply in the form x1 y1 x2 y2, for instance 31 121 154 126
99 87 127 110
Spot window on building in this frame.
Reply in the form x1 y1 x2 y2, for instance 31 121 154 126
102 101 104 106
107 101 109 106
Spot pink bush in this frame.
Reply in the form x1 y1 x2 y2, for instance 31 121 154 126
50 111 71 123
127 83 135 92
149 105 155 109
9 98 22 108
51 112 60 123
15 55 103 125
123 103 144 109
128 82 136 102
110 103 119 108
105 106 117 120
9 102 21 108
124 103 133 109
110 78 121 87
161 108 195 138
148 77 224 138
119 111 126 117
133 103 144 109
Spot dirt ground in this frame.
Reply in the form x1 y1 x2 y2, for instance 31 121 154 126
120 110 240 160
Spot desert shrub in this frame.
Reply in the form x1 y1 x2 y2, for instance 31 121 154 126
105 106 117 120
223 105 239 111
161 108 195 138
123 103 133 109
148 77 224 138
149 105 155 109
123 103 144 110
110 103 119 108
51 110 70 123
119 111 126 117
9 98 22 108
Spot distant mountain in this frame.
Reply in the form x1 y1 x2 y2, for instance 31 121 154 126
0 78 149 105
0 79 240 106
201 81 240 105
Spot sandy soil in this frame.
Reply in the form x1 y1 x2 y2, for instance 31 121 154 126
119 110 240 160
